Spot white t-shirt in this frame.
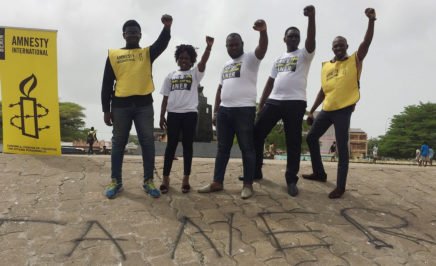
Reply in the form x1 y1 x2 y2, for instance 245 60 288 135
268 48 315 101
219 52 261 107
160 67 205 113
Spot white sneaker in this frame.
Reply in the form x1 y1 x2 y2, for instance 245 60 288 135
241 186 253 199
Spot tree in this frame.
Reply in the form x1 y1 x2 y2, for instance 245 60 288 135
59 102 87 141
129 134 139 145
378 102 436 158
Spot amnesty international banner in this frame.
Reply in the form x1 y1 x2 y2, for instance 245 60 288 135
0 27 61 155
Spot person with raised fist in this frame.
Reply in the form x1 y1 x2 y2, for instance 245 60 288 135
304 8 377 199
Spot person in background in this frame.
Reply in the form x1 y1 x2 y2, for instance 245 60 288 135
86 127 97 155
329 141 337 162
419 142 429 167
415 148 421 165
372 144 378 163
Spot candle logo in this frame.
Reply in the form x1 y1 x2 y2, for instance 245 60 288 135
9 74 50 138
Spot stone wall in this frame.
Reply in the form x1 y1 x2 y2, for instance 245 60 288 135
152 141 242 158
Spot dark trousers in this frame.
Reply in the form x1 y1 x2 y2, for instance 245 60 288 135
88 142 94 154
111 104 155 181
254 100 306 184
306 106 353 189
213 107 256 185
163 112 198 176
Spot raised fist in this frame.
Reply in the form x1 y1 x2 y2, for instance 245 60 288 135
161 14 173 27
253 19 267 32
206 36 214 47
304 5 315 17
365 8 376 20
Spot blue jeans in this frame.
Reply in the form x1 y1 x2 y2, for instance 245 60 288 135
306 105 353 189
254 100 306 184
213 107 256 185
111 104 155 181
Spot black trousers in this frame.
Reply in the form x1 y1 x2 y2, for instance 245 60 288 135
88 142 94 154
254 100 307 184
163 112 198 176
306 105 353 189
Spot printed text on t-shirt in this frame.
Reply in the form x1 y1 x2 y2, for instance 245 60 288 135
275 56 298 72
222 62 242 80
170 74 193 91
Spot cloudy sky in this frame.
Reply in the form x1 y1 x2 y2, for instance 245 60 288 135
2 0 435 141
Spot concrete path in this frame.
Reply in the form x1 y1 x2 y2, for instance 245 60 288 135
0 154 435 265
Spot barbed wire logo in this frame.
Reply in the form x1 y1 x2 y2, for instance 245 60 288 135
9 74 50 139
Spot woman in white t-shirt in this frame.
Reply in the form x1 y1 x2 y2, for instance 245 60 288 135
159 36 214 194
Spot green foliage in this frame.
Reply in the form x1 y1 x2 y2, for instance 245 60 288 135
264 120 286 151
129 134 139 145
59 102 87 141
379 102 436 158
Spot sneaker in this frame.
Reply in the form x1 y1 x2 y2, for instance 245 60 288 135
197 182 223 193
143 179 161 198
302 173 327 182
105 179 123 199
328 187 345 199
241 185 253 199
287 183 299 197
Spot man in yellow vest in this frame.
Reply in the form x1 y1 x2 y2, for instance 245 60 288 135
303 8 376 199
101 15 172 199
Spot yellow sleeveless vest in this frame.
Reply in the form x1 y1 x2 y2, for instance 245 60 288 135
108 47 154 97
321 53 361 111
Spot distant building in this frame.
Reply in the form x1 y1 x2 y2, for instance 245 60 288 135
349 128 368 159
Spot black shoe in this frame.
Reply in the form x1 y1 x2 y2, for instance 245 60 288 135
287 183 299 197
328 187 345 199
238 173 263 182
302 173 327 182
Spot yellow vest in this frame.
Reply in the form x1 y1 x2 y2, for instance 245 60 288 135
321 53 361 111
108 47 154 97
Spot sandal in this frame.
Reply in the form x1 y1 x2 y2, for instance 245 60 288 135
160 184 169 194
181 184 191 193
160 176 170 194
